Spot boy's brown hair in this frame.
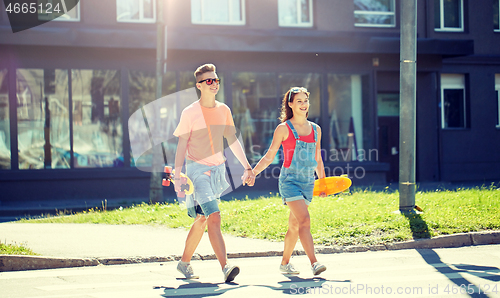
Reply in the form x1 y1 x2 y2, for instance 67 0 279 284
194 64 216 82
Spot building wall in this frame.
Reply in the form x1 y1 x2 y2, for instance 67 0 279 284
1 0 499 204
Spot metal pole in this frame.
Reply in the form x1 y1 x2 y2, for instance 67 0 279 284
399 0 417 212
149 0 164 203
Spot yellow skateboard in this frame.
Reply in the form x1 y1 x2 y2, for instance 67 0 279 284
162 166 194 198
313 175 352 196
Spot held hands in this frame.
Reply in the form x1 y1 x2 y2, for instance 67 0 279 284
241 168 256 186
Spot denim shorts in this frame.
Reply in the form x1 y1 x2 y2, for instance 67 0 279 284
187 173 220 218
278 172 314 206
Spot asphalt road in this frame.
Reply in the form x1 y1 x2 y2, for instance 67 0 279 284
1 244 499 298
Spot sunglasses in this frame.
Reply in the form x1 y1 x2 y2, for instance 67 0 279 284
288 87 309 102
198 78 221 85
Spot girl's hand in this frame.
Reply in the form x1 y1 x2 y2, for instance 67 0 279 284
242 169 256 186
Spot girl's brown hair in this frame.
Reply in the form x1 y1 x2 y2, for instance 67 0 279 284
279 88 309 123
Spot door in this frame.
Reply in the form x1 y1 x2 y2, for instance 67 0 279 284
377 93 400 183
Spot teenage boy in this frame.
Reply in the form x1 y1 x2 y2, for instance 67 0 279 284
173 63 256 283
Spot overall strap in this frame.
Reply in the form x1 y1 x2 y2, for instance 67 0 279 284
310 121 318 142
285 120 300 140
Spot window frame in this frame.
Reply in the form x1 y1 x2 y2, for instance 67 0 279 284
495 0 500 32
354 0 396 28
191 0 246 26
440 73 467 129
434 0 464 32
38 0 81 22
116 0 156 24
278 0 314 28
496 74 500 128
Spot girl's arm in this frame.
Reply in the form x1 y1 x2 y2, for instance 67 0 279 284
252 124 288 176
315 125 326 180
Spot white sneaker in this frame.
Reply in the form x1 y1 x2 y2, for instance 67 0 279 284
177 261 199 279
311 262 326 275
280 263 300 275
222 264 240 283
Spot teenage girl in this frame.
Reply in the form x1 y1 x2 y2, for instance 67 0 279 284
252 87 327 275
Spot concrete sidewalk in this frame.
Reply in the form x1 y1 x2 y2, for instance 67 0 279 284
1 222 500 272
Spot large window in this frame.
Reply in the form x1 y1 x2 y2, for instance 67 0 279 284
495 0 500 31
232 73 278 164
278 0 313 28
496 74 500 128
117 0 155 23
328 74 372 163
354 0 396 27
232 72 320 164
0 69 9 169
38 0 80 22
191 0 245 25
71 70 123 168
441 74 467 129
434 0 464 32
17 69 70 169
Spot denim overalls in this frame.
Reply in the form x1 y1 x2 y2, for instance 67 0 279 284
278 120 318 205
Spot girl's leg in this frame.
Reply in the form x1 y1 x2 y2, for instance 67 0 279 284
181 214 207 263
286 200 318 265
281 210 299 265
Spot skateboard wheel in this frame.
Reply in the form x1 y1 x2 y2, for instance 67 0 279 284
164 166 172 173
162 178 170 187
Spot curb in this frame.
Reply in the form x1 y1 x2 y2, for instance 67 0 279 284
1 231 499 272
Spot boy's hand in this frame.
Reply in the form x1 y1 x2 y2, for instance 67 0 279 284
174 177 181 192
319 192 327 198
242 169 256 186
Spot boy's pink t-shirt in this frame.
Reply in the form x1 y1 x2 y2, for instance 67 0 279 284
173 100 236 166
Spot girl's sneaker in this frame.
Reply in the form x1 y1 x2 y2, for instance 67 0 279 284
311 262 326 275
280 263 300 275
177 261 199 279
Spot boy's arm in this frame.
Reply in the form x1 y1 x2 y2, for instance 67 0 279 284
226 134 255 186
174 137 188 192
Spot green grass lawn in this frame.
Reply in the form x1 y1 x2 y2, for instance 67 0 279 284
21 185 500 247
0 242 38 256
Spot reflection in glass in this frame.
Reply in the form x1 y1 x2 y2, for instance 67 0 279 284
232 72 277 163
327 74 365 161
72 69 123 168
128 71 178 167
0 69 10 169
279 0 312 27
117 0 155 22
72 70 122 168
191 0 243 24
354 0 395 26
17 69 70 169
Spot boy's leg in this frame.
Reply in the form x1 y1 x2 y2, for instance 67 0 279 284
281 210 299 266
206 211 228 269
181 214 207 263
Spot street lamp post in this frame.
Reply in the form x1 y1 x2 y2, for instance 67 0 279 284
399 0 417 213
149 0 165 203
